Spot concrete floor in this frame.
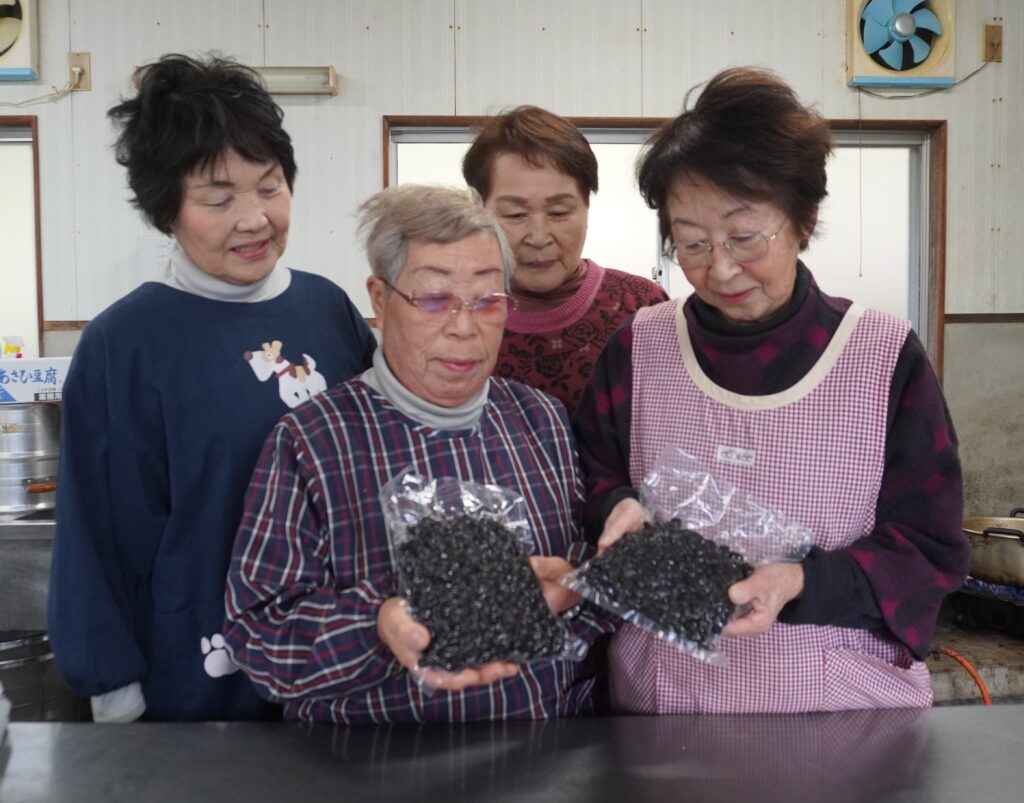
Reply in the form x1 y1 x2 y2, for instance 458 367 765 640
927 600 1024 705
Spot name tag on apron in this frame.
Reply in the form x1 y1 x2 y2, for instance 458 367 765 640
715 444 756 467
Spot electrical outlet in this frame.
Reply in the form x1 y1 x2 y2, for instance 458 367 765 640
983 25 1003 62
68 52 91 91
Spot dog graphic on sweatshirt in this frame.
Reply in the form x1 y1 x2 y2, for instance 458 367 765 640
244 340 327 408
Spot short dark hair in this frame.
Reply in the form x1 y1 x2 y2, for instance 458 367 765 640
108 53 297 234
462 106 598 202
637 67 833 251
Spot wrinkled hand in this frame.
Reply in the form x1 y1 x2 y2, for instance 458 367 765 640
529 555 581 614
377 596 430 669
377 596 517 691
597 498 650 554
722 562 805 638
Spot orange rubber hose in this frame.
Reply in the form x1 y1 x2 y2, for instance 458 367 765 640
938 646 992 705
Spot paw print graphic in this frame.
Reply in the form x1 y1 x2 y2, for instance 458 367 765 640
200 634 240 678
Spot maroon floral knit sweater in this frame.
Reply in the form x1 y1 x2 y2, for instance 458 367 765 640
493 261 668 417
574 264 969 659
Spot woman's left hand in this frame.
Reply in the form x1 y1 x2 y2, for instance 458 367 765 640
722 562 805 638
529 555 582 614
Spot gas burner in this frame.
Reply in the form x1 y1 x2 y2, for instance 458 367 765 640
950 578 1024 638
961 576 1024 604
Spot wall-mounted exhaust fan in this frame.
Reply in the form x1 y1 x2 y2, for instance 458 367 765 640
847 0 955 87
0 0 38 81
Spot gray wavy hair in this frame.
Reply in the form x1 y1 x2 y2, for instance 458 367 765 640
357 184 515 286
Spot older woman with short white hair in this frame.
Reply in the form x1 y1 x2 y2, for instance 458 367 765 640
224 185 611 724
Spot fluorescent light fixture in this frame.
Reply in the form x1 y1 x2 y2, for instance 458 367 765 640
254 65 338 96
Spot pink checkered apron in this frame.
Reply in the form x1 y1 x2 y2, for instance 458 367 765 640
609 300 933 713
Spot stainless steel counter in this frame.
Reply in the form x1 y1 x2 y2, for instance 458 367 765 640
2 706 1022 803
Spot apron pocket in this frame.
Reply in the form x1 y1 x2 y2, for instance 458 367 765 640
822 647 932 711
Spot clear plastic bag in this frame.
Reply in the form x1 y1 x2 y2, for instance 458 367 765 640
562 446 813 665
380 468 535 554
639 446 813 565
379 467 586 686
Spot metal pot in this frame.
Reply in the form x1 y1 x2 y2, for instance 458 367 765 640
962 509 1024 587
0 631 89 721
0 511 55 632
0 403 60 520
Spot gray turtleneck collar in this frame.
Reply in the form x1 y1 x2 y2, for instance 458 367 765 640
360 346 489 430
161 240 291 302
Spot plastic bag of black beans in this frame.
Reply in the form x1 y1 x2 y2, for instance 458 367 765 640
380 469 586 678
562 519 754 665
381 468 535 550
639 446 812 564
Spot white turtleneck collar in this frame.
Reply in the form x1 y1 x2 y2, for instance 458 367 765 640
161 240 291 302
360 346 489 431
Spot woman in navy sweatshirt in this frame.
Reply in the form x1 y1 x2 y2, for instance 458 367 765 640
48 53 375 722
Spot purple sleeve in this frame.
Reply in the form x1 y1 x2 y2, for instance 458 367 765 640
783 333 970 659
573 319 639 541
223 420 402 701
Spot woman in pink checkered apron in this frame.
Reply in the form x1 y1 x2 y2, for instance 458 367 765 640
573 67 970 714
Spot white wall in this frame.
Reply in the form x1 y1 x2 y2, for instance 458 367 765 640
0 0 1020 323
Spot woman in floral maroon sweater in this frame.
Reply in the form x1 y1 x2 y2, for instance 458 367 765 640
575 67 969 714
463 106 667 416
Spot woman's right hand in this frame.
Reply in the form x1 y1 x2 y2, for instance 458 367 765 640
597 498 649 554
377 597 518 691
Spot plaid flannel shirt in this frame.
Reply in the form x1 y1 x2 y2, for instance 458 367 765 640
225 377 612 723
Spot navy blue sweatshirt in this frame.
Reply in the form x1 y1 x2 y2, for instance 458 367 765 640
48 271 375 720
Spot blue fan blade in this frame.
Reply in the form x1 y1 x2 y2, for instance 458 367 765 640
893 0 922 14
860 16 892 51
908 34 931 63
912 8 942 35
879 40 904 70
863 0 895 26
863 17 891 53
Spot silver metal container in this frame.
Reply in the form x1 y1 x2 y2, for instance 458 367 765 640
0 518 86 720
0 402 60 519
0 631 89 721
0 510 55 631
963 509 1024 587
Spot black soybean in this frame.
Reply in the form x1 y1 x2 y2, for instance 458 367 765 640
397 515 566 671
579 520 753 648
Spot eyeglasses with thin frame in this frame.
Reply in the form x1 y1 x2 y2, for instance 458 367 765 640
382 279 518 319
664 220 788 270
